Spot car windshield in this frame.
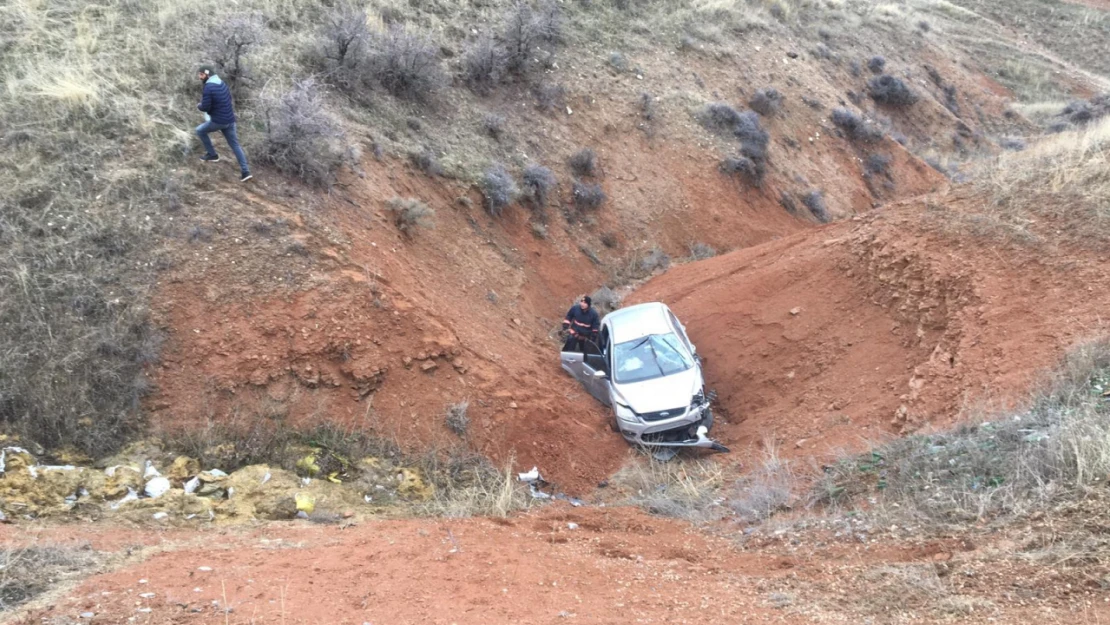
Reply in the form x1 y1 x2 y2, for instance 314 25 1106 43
612 333 693 384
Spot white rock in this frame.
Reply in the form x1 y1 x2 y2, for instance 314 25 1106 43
198 566 213 572
567 522 579 530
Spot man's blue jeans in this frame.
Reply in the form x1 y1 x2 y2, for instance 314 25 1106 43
196 120 250 176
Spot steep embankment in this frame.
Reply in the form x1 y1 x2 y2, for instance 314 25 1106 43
635 189 1110 461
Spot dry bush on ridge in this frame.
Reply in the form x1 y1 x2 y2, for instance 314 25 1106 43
201 13 268 91
868 74 919 106
500 0 563 75
463 35 508 95
387 197 435 235
802 190 829 223
867 55 886 74
445 401 470 436
688 242 717 260
367 26 444 102
613 456 727 523
316 2 371 89
698 102 744 135
259 78 348 188
482 163 519 216
568 148 598 177
749 87 783 117
522 164 557 209
831 107 883 143
572 180 606 211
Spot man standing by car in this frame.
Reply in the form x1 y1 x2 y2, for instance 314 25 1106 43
562 295 600 353
195 66 252 182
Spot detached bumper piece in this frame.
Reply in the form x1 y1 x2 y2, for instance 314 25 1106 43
638 424 729 453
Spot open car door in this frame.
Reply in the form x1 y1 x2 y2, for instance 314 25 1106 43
560 346 611 406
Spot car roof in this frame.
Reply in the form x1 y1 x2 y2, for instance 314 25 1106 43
604 302 674 344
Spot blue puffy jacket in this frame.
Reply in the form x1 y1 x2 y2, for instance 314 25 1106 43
197 74 236 125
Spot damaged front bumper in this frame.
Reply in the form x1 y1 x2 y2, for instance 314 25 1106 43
616 403 729 453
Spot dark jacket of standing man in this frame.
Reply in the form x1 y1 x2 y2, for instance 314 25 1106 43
562 296 600 353
195 66 252 182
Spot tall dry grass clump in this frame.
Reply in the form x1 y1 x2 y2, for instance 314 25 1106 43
977 118 1110 244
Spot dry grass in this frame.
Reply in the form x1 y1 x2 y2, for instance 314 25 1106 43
0 543 98 611
817 338 1110 527
413 453 530 519
975 117 1110 245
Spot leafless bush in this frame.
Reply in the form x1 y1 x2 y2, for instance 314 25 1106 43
749 88 783 117
568 148 598 177
589 286 622 315
522 164 557 209
698 102 743 135
260 78 348 188
445 401 470 436
367 26 444 102
868 74 919 106
534 82 567 113
720 155 765 186
463 35 507 94
608 51 629 72
803 190 829 222
201 13 267 91
481 113 507 140
409 147 442 176
386 197 435 235
613 457 726 523
572 181 605 210
831 107 883 143
317 2 371 86
481 163 519 216
639 246 670 273
688 242 717 260
639 92 657 121
500 0 562 75
867 55 886 74
865 153 892 176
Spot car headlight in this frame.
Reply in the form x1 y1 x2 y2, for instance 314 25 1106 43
614 402 639 423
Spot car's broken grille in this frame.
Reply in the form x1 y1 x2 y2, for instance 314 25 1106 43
639 407 686 422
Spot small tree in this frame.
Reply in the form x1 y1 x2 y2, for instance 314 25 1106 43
202 13 267 91
318 2 371 87
463 35 508 94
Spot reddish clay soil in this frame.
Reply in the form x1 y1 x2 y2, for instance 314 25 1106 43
14 502 1110 624
635 189 1110 462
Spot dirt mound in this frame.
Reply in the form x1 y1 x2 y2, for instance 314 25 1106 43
634 191 1110 461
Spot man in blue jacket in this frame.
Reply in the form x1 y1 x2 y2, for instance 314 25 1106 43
562 295 600 353
196 66 252 182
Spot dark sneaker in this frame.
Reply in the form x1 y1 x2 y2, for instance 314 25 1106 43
240 173 253 182
200 154 220 162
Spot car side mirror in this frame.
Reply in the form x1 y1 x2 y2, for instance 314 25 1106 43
593 369 608 379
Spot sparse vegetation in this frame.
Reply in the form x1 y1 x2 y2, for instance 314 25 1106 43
463 35 508 95
589 286 622 315
445 401 470 436
201 13 267 92
482 163 520 216
522 164 558 210
749 88 783 117
867 55 886 74
698 102 744 135
720 155 765 186
386 197 435 236
803 190 829 223
572 181 606 211
818 339 1110 529
568 148 599 177
831 107 884 143
533 82 567 113
868 74 919 106
639 247 671 274
367 26 445 102
481 112 507 140
864 153 892 177
316 2 371 90
409 147 443 176
688 242 717 260
0 544 99 610
260 78 349 188
500 0 563 75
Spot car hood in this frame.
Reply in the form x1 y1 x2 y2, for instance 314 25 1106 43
613 368 701 414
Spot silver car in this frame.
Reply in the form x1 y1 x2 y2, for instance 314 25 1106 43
560 302 728 453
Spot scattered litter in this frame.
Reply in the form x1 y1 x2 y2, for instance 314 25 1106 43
144 477 171 499
152 512 169 521
193 587 202 592
300 477 311 487
137 607 152 613
227 487 236 499
207 469 228 478
554 493 584 507
567 522 579 530
363 495 373 504
0 447 30 474
139 592 155 599
518 467 542 483
144 461 161 479
79 612 95 619
184 477 200 494
110 488 139 510
138 579 148 584
528 485 552 499
197 566 213 572
260 471 271 485
295 492 316 514
296 511 309 519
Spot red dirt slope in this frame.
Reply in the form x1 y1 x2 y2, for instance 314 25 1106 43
635 189 1110 461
